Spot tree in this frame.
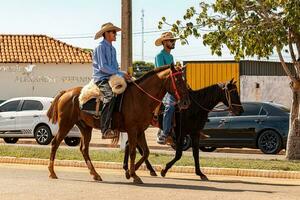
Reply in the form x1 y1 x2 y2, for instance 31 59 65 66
159 0 300 159
132 61 155 78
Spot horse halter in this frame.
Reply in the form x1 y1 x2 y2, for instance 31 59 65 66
223 86 243 112
189 84 242 113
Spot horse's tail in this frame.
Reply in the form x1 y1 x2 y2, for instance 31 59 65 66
111 132 120 146
47 90 66 124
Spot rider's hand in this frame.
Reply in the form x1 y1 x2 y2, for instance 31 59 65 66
123 73 132 80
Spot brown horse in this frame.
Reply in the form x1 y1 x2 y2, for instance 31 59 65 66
47 65 190 183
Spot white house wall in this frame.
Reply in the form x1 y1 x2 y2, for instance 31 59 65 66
240 75 292 108
0 63 92 100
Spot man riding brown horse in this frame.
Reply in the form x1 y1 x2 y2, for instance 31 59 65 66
93 22 131 139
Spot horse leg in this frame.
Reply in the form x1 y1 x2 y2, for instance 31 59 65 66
137 143 157 176
127 130 143 184
161 137 183 177
123 140 156 179
134 132 150 171
48 122 73 179
77 124 102 181
191 133 208 181
123 141 131 179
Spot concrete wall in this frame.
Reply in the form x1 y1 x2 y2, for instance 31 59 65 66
0 63 92 100
240 75 292 108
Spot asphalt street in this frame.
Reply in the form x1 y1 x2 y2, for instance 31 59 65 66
0 164 299 200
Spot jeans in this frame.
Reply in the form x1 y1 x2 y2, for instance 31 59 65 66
96 80 116 134
162 93 175 136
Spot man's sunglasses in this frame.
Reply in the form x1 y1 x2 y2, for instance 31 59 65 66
166 39 176 43
108 30 117 34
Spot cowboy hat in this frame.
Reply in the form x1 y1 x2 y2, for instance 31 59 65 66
155 32 179 46
94 22 121 40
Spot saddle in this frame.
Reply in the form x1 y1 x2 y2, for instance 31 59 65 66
79 76 127 117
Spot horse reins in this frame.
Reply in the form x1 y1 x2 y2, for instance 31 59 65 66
189 87 242 113
130 69 183 105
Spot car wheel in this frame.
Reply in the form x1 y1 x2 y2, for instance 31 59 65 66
199 146 217 152
64 137 80 146
34 125 53 145
257 130 282 154
171 135 191 151
3 137 19 144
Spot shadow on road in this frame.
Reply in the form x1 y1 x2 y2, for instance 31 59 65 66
59 177 273 193
153 176 300 187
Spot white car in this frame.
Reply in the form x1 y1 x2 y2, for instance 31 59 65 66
0 97 81 146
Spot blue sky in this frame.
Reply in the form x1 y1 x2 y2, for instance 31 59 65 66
0 0 289 63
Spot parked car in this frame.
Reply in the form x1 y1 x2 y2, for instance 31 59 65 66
0 97 81 146
198 102 289 154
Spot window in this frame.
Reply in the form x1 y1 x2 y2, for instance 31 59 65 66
259 107 267 115
0 101 20 112
21 100 43 111
241 104 261 116
209 104 230 117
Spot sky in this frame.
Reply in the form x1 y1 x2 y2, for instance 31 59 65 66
0 0 290 63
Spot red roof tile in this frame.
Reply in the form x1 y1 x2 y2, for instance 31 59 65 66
0 34 92 63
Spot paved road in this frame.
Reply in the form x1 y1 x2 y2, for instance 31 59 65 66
0 164 299 200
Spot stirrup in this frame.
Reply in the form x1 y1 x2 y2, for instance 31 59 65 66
150 115 159 127
165 136 174 146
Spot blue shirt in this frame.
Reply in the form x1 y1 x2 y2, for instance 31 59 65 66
155 49 174 67
92 39 124 82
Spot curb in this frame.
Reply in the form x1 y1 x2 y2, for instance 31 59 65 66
0 156 299 179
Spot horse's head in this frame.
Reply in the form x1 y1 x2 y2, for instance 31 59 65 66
218 79 244 115
163 64 190 110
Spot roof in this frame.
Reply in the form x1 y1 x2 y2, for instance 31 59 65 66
0 34 92 63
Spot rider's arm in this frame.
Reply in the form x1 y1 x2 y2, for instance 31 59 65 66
155 54 165 67
94 45 124 77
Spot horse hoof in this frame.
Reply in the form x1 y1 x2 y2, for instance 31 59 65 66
200 175 209 181
133 177 143 184
49 174 58 179
93 175 103 181
150 171 157 177
125 170 130 179
161 169 166 177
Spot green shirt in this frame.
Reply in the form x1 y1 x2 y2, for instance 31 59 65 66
155 49 174 67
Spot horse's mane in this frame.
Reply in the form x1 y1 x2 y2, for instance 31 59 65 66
133 66 169 84
189 84 222 109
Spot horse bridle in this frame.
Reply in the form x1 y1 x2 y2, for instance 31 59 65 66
189 85 242 113
224 87 243 112
131 68 184 105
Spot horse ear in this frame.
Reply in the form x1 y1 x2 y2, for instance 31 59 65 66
229 78 234 84
218 83 225 89
233 80 237 85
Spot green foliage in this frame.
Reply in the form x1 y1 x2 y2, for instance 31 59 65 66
132 61 155 78
158 0 300 61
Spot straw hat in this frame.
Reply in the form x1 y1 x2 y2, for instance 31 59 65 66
155 32 179 46
94 22 121 40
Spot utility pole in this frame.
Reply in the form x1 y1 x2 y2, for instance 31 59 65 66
121 0 132 73
141 9 144 61
120 0 132 149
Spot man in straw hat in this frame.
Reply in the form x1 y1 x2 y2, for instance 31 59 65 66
154 32 179 144
93 22 130 139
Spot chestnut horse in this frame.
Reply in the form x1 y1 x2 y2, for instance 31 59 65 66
47 65 190 183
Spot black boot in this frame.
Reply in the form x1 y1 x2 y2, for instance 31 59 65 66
101 97 116 139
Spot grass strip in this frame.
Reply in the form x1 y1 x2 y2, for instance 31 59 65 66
1 145 300 171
